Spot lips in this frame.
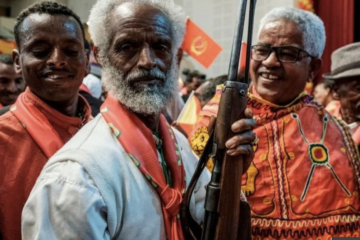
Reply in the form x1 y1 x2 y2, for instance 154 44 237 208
42 72 75 82
131 76 162 83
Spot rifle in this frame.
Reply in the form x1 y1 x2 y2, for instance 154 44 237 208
181 0 257 239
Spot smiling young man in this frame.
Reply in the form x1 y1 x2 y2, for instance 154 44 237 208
0 54 25 108
191 7 360 239
0 2 92 240
21 0 256 239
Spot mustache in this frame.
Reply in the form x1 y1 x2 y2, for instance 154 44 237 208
125 67 166 82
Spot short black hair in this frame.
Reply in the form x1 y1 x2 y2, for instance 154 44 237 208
14 1 85 48
0 54 13 65
182 69 206 84
199 75 227 104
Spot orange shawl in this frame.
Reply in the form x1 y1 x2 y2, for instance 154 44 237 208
11 89 92 158
101 94 186 240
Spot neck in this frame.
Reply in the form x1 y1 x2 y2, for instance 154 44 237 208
41 95 80 117
135 112 160 132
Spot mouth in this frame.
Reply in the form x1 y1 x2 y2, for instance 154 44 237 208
130 76 163 85
259 72 281 81
42 72 75 82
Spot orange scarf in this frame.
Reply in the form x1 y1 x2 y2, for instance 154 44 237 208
79 83 92 95
101 94 186 240
10 90 90 158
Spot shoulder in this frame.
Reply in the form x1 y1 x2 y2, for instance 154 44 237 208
0 111 25 139
57 114 112 153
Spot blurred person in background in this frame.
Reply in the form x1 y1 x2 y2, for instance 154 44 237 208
0 54 25 109
323 42 360 149
180 69 206 102
313 79 340 117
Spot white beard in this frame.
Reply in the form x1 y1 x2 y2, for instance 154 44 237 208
102 60 178 116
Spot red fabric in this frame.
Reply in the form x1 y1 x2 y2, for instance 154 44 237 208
101 94 186 240
315 0 354 85
0 103 3 108
79 83 92 96
0 89 92 240
190 86 360 239
325 100 341 119
181 18 222 68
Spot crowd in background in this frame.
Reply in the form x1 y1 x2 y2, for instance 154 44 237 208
0 0 359 240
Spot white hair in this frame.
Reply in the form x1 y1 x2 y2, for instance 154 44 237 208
88 0 186 60
258 7 326 58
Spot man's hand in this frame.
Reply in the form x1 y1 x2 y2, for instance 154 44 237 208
225 108 256 171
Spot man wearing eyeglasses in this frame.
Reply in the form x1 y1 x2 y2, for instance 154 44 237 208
190 7 360 239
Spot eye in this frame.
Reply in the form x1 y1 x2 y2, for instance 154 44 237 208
254 46 269 56
279 47 299 60
15 78 24 84
154 44 169 52
0 78 10 84
64 48 80 57
116 44 136 53
31 48 50 58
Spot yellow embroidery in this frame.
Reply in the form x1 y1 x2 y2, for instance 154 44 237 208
242 162 259 196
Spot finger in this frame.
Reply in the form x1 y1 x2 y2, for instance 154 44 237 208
226 144 254 158
225 130 256 148
231 118 256 133
244 108 253 118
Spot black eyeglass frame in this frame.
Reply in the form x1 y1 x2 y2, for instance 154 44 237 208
251 44 316 63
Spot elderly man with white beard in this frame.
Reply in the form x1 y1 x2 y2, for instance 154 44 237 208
21 0 256 239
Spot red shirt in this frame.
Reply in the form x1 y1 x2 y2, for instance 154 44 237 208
0 90 91 240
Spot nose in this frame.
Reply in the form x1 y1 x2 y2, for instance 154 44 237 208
47 48 67 68
137 46 156 70
262 50 281 68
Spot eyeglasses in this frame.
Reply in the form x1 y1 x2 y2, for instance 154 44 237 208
251 45 316 63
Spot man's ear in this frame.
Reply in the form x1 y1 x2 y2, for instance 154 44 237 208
93 46 103 67
308 58 322 82
12 49 22 74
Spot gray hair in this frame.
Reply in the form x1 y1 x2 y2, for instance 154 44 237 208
258 7 326 58
88 0 185 61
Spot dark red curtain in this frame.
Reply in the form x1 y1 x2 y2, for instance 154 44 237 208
314 0 354 85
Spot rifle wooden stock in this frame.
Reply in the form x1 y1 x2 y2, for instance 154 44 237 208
202 81 248 240
180 0 257 239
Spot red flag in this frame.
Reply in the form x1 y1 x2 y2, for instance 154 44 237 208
239 42 247 74
181 19 222 68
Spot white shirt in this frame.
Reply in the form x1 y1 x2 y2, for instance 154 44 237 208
22 115 210 240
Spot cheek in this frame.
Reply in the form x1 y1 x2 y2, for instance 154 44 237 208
156 53 173 70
